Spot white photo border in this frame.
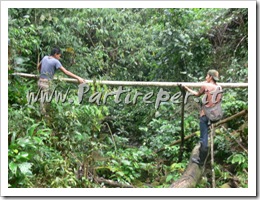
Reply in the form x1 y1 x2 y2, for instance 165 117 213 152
1 0 256 197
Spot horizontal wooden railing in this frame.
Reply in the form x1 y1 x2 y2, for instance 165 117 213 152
12 72 248 88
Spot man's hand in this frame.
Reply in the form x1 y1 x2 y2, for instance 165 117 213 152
183 85 188 90
37 63 42 73
177 83 187 90
77 77 85 84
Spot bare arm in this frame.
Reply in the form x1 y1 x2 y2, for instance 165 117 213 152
183 85 204 97
59 66 85 84
37 62 41 73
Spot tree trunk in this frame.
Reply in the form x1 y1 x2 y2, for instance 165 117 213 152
169 143 208 188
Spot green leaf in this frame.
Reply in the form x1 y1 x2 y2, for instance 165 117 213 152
40 14 45 21
17 152 29 160
111 159 118 165
33 136 43 144
17 138 32 148
27 123 40 136
122 160 131 166
10 132 17 143
133 162 139 169
9 162 18 175
116 171 124 177
13 149 19 154
166 174 173 182
18 162 32 175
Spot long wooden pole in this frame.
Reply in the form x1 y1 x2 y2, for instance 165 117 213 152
12 73 248 88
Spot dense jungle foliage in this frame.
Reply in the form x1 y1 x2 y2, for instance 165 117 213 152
8 8 248 188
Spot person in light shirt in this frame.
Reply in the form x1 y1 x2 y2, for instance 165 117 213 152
182 69 222 166
37 47 85 114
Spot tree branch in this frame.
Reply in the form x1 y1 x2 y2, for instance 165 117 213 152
215 110 247 126
221 126 248 154
94 177 134 188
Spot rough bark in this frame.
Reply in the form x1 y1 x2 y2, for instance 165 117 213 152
169 143 207 188
12 73 248 88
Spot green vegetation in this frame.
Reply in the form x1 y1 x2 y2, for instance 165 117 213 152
8 8 248 188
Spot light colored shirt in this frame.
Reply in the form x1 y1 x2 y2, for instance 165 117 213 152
198 82 222 116
39 56 62 80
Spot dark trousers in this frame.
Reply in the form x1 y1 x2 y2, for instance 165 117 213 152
199 115 209 151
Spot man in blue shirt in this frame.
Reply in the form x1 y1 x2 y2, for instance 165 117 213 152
37 47 85 114
38 47 85 82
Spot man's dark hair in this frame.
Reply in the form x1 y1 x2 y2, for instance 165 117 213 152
50 47 62 56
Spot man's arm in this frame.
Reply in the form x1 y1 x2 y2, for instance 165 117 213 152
59 66 85 84
37 62 41 73
183 85 204 97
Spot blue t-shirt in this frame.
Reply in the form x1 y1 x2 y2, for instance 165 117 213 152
40 56 62 80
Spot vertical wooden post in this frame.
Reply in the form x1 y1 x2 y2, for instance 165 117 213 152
178 85 185 162
210 123 216 188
